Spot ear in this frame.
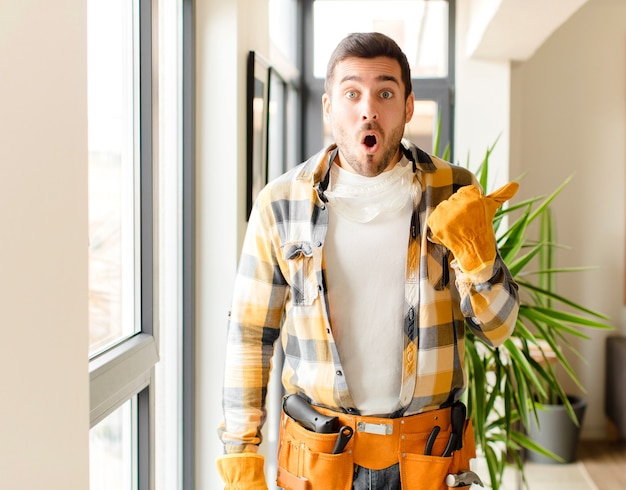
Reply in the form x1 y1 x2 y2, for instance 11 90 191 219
405 92 415 124
322 92 331 118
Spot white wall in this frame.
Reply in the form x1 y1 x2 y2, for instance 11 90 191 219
455 0 512 189
509 0 626 439
0 2 89 489
194 0 269 488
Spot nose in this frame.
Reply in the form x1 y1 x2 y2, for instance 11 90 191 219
360 95 378 121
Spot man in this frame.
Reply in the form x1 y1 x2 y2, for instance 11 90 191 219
217 32 519 489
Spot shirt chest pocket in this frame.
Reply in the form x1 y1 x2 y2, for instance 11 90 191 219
282 241 320 306
426 239 451 291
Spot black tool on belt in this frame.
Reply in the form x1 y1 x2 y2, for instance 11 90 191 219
442 401 466 457
424 401 466 457
283 394 354 454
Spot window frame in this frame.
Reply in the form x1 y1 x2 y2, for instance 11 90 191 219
182 0 196 488
88 0 158 488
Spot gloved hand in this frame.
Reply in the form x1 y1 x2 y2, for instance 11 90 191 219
427 182 519 274
216 453 268 490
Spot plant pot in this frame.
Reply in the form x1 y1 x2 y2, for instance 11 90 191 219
526 395 587 464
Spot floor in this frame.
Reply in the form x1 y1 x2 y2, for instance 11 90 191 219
577 440 626 490
473 439 626 489
519 440 624 490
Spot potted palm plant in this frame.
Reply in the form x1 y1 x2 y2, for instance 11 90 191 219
521 207 589 465
434 137 613 489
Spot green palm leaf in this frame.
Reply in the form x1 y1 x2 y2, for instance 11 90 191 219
445 136 615 489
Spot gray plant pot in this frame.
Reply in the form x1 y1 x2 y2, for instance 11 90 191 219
526 396 587 464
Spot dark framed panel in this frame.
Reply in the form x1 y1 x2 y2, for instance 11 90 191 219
246 51 271 219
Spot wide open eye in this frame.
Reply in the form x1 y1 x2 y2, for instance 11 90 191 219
345 90 358 99
380 90 393 99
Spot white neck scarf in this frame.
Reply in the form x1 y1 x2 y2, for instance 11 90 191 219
324 156 418 223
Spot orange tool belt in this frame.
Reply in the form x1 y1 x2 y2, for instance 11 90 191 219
276 404 476 490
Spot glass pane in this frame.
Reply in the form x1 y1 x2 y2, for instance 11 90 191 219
268 72 286 181
269 0 299 64
88 0 140 355
90 399 134 490
313 0 448 80
404 100 438 154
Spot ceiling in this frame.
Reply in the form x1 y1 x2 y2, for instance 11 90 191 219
466 0 590 61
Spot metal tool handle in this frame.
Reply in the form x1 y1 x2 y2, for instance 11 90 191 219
446 471 484 487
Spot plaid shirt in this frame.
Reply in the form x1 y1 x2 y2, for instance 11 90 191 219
219 142 519 453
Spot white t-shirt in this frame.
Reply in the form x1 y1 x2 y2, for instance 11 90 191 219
324 157 416 415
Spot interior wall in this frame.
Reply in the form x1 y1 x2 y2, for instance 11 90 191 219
455 0 512 190
194 0 269 488
510 0 626 438
0 2 89 489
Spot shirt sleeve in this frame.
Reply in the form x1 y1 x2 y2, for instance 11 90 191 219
217 197 288 454
454 252 519 347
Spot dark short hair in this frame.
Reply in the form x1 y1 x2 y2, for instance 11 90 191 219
325 32 413 99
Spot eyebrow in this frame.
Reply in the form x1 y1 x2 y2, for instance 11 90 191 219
339 74 401 86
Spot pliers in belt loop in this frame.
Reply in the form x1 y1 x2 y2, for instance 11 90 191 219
442 401 466 457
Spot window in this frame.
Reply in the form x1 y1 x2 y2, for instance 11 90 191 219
88 0 158 488
303 0 455 158
88 0 140 358
269 0 300 68
89 398 134 490
312 0 449 80
88 1 191 488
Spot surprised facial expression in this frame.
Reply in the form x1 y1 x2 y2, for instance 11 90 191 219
323 56 414 177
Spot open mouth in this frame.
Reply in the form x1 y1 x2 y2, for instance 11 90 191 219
364 134 377 148
360 126 381 153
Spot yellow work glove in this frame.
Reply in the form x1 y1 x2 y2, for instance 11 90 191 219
216 453 268 490
427 182 519 274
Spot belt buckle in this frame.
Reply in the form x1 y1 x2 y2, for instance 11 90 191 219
356 422 393 435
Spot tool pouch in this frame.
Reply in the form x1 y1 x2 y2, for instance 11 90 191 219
276 411 354 490
399 419 476 490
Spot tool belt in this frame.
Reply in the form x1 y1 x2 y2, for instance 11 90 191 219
276 403 476 490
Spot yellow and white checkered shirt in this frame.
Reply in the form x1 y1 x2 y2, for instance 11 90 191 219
219 142 519 453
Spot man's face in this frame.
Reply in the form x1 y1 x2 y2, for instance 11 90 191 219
322 56 414 177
